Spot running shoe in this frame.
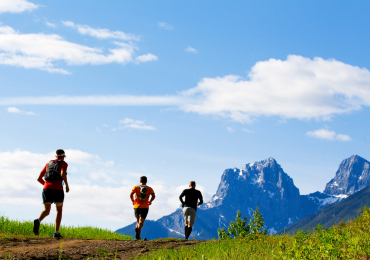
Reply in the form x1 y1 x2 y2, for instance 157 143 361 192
53 232 63 238
33 219 40 236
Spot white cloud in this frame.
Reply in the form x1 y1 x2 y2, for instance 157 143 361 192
180 55 370 123
158 22 174 30
62 21 139 41
0 150 212 226
0 0 38 14
7 106 34 115
1 56 370 123
243 128 254 133
185 46 197 53
119 118 156 131
227 127 234 133
306 128 351 141
44 18 56 28
135 53 158 63
0 24 157 74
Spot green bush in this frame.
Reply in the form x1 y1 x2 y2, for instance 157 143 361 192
217 206 268 240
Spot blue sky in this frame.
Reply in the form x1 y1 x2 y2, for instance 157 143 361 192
1 0 370 230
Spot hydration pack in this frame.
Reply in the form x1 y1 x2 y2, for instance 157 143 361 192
44 160 63 181
139 185 148 200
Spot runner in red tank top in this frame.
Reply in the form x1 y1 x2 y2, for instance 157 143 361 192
33 149 70 238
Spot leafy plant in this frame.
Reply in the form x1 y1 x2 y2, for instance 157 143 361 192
217 206 268 240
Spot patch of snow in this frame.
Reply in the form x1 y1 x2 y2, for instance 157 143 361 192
288 218 293 225
239 171 243 176
334 194 348 199
249 163 254 167
269 228 277 234
168 228 184 237
333 181 339 186
220 215 224 218
268 191 275 198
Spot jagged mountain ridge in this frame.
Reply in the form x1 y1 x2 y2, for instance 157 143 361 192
117 157 344 239
324 155 370 196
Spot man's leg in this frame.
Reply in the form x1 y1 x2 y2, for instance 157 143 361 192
136 217 145 239
39 203 52 222
185 209 196 239
184 220 189 238
34 203 51 235
55 204 63 233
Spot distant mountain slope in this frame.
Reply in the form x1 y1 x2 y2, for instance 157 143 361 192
282 183 370 234
324 155 370 196
116 220 183 240
117 157 340 239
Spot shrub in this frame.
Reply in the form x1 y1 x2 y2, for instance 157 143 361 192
217 206 268 240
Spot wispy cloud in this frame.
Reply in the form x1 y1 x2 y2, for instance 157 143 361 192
7 107 34 115
227 127 234 133
44 18 56 28
0 0 38 14
62 21 139 41
119 118 156 131
135 53 158 63
306 129 351 142
1 56 370 123
0 24 157 74
185 46 197 53
158 22 174 30
243 128 254 133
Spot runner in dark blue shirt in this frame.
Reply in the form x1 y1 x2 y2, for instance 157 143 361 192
179 181 203 239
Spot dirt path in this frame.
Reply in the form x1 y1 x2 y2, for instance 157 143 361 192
0 237 203 259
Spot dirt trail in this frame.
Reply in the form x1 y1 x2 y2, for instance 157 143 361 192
0 237 203 259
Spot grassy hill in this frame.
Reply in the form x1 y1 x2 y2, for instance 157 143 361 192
281 183 370 234
140 206 370 259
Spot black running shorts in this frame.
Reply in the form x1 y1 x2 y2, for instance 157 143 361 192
42 189 64 204
134 208 149 219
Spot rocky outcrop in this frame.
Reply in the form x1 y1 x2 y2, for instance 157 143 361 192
324 155 370 196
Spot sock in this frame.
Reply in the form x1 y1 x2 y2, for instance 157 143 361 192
184 226 188 237
186 227 192 239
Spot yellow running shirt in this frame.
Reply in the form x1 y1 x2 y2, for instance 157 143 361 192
132 185 155 209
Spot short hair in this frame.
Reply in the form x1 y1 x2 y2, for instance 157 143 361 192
140 176 147 184
190 181 196 187
56 149 65 159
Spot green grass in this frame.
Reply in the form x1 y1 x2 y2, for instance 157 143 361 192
140 207 370 259
0 214 132 240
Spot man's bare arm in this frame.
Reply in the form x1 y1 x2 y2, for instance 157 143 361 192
148 194 156 205
130 191 135 203
37 172 45 185
61 170 69 193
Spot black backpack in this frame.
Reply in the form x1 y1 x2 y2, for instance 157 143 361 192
139 185 148 200
44 160 63 181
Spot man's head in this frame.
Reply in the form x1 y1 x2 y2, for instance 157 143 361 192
140 176 147 185
55 149 66 160
189 181 196 188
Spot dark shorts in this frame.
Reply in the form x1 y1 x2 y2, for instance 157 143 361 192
42 189 64 205
134 208 149 219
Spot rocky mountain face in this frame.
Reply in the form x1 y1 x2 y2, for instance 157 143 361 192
117 157 345 240
323 155 370 197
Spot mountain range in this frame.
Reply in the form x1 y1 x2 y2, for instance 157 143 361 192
116 155 370 240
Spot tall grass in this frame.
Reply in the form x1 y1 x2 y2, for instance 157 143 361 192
0 214 132 240
140 207 370 259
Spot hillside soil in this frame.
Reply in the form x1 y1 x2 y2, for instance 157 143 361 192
0 237 203 259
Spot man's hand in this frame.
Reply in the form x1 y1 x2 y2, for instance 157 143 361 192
66 186 70 193
197 203 199 206
148 201 152 205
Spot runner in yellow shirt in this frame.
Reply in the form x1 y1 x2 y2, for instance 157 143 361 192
129 176 155 240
